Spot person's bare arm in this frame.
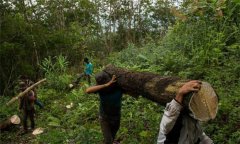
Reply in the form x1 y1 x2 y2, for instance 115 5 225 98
157 80 202 143
85 75 117 94
175 80 202 104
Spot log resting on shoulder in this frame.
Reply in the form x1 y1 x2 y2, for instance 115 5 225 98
99 65 218 121
102 65 187 105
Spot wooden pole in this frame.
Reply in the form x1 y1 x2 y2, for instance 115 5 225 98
6 78 47 106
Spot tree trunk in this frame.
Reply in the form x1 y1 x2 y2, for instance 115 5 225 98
0 115 20 131
98 65 218 121
101 65 183 105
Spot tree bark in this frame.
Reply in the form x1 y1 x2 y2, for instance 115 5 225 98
101 65 185 105
98 65 218 121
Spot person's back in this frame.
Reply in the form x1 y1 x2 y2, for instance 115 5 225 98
86 73 123 144
99 85 122 116
85 62 93 75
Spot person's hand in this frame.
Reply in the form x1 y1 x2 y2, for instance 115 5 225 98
105 75 117 87
178 80 201 95
175 80 202 103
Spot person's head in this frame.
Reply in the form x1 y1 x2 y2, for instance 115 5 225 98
84 57 89 64
19 82 27 91
95 71 118 93
95 72 111 84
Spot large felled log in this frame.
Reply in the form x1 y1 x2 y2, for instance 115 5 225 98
102 65 186 104
98 65 218 121
0 115 20 131
6 78 47 106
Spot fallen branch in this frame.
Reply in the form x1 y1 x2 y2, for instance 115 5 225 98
6 78 47 106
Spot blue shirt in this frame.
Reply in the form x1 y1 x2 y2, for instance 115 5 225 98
85 63 93 75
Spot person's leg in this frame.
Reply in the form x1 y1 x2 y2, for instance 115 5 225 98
86 74 91 85
29 109 35 130
74 73 85 85
99 115 114 144
109 116 120 141
23 110 28 132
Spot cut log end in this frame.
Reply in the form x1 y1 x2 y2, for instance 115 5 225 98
189 82 218 121
0 115 21 131
10 115 21 124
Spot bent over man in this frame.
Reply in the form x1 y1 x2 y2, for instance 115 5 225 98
157 80 213 144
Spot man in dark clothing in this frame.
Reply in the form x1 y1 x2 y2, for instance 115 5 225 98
19 82 36 133
86 72 122 144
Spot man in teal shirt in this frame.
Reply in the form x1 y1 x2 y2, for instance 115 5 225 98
73 57 93 85
83 57 93 84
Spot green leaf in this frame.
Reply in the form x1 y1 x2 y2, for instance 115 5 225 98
139 130 149 137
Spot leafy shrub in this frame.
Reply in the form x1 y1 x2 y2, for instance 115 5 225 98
40 54 72 91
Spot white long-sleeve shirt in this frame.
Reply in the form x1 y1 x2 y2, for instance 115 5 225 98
157 99 213 144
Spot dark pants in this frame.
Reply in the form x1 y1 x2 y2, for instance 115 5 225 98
99 115 120 144
23 109 35 131
74 73 91 85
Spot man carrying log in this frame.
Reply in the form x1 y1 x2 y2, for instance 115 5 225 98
18 82 36 134
86 73 122 144
95 65 218 143
157 80 213 144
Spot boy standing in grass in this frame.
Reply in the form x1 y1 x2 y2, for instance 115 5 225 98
19 82 36 134
86 73 122 144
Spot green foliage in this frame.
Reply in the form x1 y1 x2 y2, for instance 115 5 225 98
40 55 72 91
0 97 19 122
34 129 67 143
1 0 240 143
107 1 240 143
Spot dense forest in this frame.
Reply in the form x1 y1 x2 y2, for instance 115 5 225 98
1 0 240 143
